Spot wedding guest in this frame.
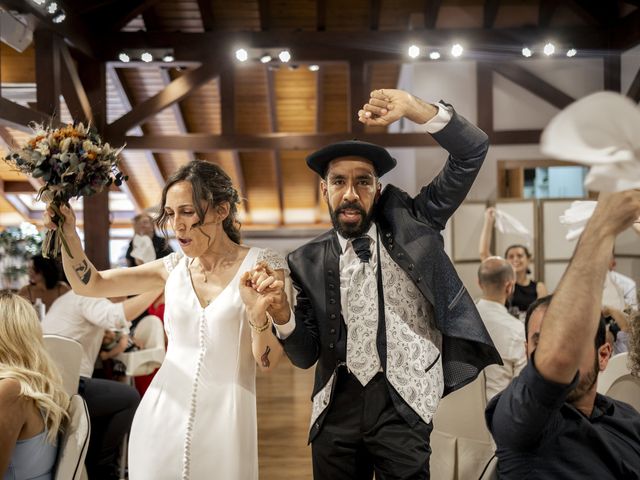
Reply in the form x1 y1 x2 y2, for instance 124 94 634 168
18 254 70 312
0 291 69 479
125 213 173 267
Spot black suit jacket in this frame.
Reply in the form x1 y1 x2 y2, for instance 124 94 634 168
284 108 501 440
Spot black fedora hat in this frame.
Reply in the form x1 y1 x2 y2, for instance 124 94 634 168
306 140 397 177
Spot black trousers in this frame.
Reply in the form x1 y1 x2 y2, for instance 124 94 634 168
312 370 432 480
79 376 140 480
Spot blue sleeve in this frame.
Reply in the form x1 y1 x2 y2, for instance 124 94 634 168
485 354 579 451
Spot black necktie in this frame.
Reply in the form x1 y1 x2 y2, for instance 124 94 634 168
351 236 371 263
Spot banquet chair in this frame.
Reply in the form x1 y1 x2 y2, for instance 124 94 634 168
429 370 495 480
54 394 91 480
597 352 640 411
43 335 83 397
116 315 166 376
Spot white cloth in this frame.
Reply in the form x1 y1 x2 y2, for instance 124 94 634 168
609 270 638 310
475 299 527 402
345 237 381 385
42 291 127 377
128 248 287 480
130 234 156 264
494 209 532 245
541 91 640 192
603 271 626 311
559 200 597 241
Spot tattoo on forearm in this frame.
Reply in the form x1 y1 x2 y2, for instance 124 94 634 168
74 260 92 285
261 346 271 368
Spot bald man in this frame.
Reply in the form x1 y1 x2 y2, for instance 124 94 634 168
476 257 527 401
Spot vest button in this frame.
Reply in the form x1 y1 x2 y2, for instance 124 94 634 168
329 343 335 349
330 328 336 334
416 276 422 283
330 314 336 319
385 232 392 238
328 283 335 289
397 253 404 258
329 298 336 304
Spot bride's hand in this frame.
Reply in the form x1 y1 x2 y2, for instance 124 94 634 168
239 265 285 314
43 203 77 235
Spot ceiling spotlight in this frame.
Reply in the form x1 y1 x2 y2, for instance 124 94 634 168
566 48 577 58
543 42 555 56
46 1 58 14
118 52 130 63
429 51 441 60
451 43 464 58
308 64 320 72
52 11 66 23
235 48 248 62
141 52 153 63
522 47 532 58
278 50 291 63
162 54 175 62
408 45 421 59
31 0 46 5
260 54 272 63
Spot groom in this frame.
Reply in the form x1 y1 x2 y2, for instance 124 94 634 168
270 89 500 479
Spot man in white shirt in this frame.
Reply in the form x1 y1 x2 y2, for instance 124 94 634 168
43 289 159 480
476 257 527 402
609 253 638 310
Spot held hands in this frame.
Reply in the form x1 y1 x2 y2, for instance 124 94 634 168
357 89 439 127
239 262 287 316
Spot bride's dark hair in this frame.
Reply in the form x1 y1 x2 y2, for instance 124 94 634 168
156 160 241 244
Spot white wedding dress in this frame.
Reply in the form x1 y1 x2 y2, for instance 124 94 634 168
128 247 286 479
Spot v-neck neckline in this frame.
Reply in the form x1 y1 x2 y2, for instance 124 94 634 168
186 247 255 309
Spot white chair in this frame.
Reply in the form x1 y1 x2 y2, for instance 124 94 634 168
597 352 640 411
116 315 166 376
430 371 495 480
54 394 90 480
43 335 83 396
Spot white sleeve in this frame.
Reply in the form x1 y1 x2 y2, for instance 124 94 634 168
417 102 453 134
273 310 296 340
78 296 128 330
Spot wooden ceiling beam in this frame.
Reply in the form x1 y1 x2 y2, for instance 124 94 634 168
106 61 221 138
219 68 236 135
424 0 443 29
316 0 326 31
0 127 44 192
120 130 542 151
107 0 166 31
483 0 501 29
258 0 270 31
108 65 165 190
626 66 640 102
160 69 196 164
488 62 576 109
230 150 250 215
370 0 381 31
0 98 57 130
59 43 93 123
35 29 61 117
0 180 36 193
538 0 560 28
197 0 215 31
612 8 640 50
99 28 610 62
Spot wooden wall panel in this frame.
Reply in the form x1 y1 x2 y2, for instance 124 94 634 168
0 44 35 83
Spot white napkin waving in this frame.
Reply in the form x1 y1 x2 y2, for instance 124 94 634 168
559 200 597 241
540 91 640 192
494 209 532 246
131 234 156 264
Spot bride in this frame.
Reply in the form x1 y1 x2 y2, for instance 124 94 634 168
45 160 291 479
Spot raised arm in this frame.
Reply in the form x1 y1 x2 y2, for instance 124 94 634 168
359 89 488 230
535 191 640 384
44 204 167 297
479 207 496 261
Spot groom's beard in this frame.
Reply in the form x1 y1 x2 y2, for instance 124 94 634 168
328 201 375 239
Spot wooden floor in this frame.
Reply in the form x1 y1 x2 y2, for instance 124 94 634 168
256 357 315 479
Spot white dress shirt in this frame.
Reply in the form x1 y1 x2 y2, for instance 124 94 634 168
42 291 128 377
609 270 638 310
476 298 527 402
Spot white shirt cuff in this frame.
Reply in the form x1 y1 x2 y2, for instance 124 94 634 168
419 102 453 134
273 310 296 340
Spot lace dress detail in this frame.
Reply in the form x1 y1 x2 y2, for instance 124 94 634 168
256 248 289 273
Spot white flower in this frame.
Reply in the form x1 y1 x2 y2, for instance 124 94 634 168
60 137 72 153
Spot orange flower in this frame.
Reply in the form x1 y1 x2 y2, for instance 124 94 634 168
86 151 96 160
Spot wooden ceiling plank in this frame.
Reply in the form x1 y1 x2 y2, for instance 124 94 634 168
107 61 220 138
483 0 501 29
219 68 236 135
489 62 575 109
424 0 443 29
2 192 31 219
258 0 270 31
231 150 250 215
476 62 494 135
0 180 36 193
110 0 166 31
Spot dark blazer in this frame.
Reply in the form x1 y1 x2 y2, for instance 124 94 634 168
284 108 501 439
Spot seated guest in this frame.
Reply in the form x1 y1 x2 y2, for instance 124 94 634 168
42 289 159 480
98 330 142 382
125 213 173 267
609 253 638 310
18 254 70 312
486 191 640 479
0 291 69 479
603 306 631 355
476 257 526 401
